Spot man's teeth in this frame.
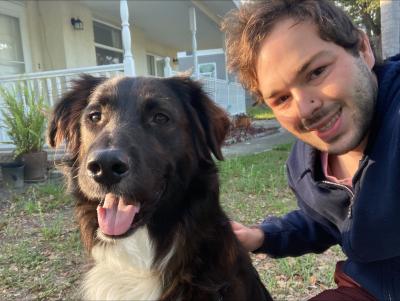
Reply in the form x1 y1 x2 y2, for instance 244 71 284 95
319 110 340 132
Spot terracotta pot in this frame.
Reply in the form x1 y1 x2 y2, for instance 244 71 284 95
21 151 48 182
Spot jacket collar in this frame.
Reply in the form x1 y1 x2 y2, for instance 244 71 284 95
290 140 321 183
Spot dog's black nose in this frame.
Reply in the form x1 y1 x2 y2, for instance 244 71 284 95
86 149 129 185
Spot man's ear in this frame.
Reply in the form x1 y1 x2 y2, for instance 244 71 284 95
358 30 375 70
47 75 105 155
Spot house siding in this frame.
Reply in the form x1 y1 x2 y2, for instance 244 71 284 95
9 0 178 76
26 1 69 71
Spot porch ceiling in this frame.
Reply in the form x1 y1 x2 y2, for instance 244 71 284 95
81 0 238 51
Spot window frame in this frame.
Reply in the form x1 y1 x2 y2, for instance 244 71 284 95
93 18 123 66
0 1 31 74
146 52 165 77
198 62 217 79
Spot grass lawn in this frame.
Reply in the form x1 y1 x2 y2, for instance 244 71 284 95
218 144 345 300
247 104 275 120
0 144 344 300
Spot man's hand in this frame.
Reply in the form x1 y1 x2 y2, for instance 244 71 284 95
230 220 265 252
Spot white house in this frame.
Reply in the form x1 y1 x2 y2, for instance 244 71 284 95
0 0 246 147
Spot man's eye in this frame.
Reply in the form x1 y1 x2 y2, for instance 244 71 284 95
153 113 169 124
88 111 102 123
265 95 290 108
277 95 290 104
310 66 326 80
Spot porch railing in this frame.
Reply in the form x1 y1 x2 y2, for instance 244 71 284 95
0 64 124 148
0 63 246 149
0 64 124 107
199 77 246 116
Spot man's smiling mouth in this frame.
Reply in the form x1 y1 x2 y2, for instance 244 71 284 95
317 108 341 133
303 107 342 132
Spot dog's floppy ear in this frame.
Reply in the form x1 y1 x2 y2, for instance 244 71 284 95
47 74 105 155
192 87 230 161
167 77 230 161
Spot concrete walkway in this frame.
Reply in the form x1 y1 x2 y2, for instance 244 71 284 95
222 120 295 158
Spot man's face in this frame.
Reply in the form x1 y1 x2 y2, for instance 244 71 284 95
256 18 377 154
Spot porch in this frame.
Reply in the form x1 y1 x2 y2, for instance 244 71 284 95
0 62 246 149
0 0 247 150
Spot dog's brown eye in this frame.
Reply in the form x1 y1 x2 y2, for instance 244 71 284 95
88 112 102 123
153 113 169 124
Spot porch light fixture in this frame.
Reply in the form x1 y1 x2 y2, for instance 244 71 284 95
71 17 84 30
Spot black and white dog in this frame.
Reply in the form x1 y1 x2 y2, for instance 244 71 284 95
48 75 272 300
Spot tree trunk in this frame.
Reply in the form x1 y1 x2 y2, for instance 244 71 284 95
380 0 400 58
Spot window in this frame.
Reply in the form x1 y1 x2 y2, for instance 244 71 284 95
93 20 123 65
198 62 216 79
0 13 25 75
146 54 165 77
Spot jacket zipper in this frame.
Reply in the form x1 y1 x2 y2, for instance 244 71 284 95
320 180 355 218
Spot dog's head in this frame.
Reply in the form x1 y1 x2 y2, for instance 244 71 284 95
48 75 229 239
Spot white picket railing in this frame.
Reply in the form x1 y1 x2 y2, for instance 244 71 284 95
169 68 246 116
0 63 246 148
0 64 124 148
0 64 124 107
199 77 246 116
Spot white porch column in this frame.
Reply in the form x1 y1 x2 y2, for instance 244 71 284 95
164 57 172 77
189 7 199 79
120 0 135 76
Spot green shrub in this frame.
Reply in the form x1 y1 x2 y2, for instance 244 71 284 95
0 83 48 158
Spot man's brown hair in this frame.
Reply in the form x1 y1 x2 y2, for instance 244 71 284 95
221 0 363 103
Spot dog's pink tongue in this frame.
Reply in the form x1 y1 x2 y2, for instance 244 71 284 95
97 194 140 236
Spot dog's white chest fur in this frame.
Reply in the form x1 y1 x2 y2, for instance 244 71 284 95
82 227 164 300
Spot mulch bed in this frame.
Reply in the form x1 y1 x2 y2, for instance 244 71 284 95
224 124 280 145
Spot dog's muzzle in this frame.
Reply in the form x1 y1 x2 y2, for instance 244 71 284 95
86 149 130 186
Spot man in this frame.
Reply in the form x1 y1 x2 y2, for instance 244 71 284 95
222 0 400 300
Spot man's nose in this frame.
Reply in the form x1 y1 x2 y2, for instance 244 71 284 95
292 89 322 119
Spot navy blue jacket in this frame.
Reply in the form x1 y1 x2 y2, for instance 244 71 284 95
257 55 400 300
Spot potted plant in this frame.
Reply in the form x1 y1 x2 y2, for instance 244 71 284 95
0 83 48 182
